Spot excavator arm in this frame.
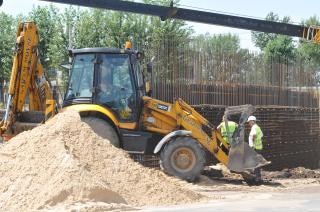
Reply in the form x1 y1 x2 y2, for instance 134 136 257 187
0 22 56 139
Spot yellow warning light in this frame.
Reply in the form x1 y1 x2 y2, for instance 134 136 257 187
125 41 132 50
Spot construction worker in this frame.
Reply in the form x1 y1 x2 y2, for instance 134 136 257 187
247 115 263 181
217 116 238 145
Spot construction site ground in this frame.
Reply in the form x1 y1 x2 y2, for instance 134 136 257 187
143 182 320 211
0 110 319 211
143 170 320 211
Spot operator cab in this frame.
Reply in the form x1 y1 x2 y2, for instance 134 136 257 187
63 47 146 122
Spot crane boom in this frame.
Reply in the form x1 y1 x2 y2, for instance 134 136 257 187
41 0 320 43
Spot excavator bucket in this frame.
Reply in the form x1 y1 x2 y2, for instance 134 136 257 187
228 140 270 172
223 104 270 172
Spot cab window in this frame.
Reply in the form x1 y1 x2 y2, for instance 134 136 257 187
96 54 135 120
66 54 94 100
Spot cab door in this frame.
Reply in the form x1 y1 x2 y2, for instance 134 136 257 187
95 53 137 129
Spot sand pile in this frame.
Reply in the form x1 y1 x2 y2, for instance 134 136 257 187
0 111 203 211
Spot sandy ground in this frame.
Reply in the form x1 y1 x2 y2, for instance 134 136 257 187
142 186 320 212
140 172 320 211
0 111 319 211
0 111 203 211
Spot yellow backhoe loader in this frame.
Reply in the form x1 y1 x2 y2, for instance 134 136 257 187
1 0 320 184
0 21 268 183
37 0 319 183
62 41 269 182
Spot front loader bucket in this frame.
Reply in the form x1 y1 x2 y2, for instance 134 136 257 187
227 141 270 172
223 104 270 172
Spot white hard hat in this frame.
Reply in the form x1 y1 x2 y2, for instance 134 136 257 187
247 116 256 122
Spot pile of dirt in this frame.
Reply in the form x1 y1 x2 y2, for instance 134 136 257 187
264 167 320 179
0 111 203 211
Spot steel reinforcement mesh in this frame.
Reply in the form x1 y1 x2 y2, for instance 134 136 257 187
131 106 320 171
152 83 319 108
193 105 320 170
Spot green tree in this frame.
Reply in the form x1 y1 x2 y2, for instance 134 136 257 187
28 5 63 78
251 12 291 50
192 33 249 83
264 35 296 59
297 16 320 65
252 12 296 61
140 0 193 83
0 12 15 101
58 6 80 88
200 33 240 53
74 9 108 48
143 0 193 43
296 16 320 85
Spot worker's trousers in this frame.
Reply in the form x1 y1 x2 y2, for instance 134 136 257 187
254 149 262 181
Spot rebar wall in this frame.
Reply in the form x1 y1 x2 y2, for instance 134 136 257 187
139 38 319 107
194 105 320 170
136 38 320 170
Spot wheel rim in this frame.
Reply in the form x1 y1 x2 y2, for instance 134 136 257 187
170 147 196 173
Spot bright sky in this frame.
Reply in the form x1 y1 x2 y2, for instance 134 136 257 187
0 0 319 51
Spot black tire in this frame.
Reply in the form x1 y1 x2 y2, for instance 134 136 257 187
81 117 120 147
160 136 205 182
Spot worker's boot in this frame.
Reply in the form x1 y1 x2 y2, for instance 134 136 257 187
253 149 263 184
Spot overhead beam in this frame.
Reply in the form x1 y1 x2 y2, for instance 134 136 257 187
41 0 305 38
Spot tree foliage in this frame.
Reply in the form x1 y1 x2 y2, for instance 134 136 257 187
264 35 296 59
192 33 249 82
0 5 319 101
297 16 320 65
252 12 291 50
28 5 62 75
252 12 296 60
0 12 15 82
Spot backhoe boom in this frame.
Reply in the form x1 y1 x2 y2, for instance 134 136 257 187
0 22 56 139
